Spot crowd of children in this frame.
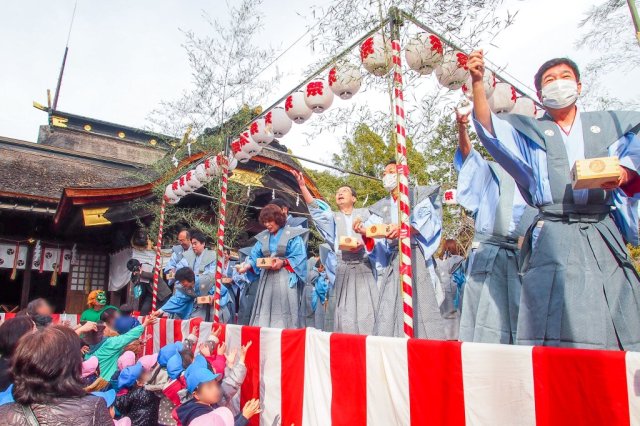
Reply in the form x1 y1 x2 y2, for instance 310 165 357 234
0 306 264 426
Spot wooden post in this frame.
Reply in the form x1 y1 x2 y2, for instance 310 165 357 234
20 245 34 309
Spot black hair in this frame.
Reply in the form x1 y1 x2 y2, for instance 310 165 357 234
12 325 86 404
175 267 196 283
534 58 580 92
315 259 322 269
386 159 397 167
190 231 207 245
119 304 134 315
269 198 291 210
0 316 35 357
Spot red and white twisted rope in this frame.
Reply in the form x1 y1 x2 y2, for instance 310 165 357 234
213 155 229 323
151 196 167 312
391 38 414 338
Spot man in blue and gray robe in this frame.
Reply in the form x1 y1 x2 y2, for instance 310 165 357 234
293 171 378 334
467 51 640 350
356 161 447 339
454 109 537 344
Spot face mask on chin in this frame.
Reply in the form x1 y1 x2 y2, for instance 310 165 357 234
382 173 397 192
541 79 579 110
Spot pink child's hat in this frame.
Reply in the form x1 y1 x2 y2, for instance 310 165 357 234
190 407 234 426
138 354 158 371
117 351 136 371
81 356 99 378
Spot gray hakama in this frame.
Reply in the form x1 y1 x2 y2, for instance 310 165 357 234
369 186 447 339
249 227 308 329
435 254 465 340
306 202 378 335
484 112 640 350
458 162 538 344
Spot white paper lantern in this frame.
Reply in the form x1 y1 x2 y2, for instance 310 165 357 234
266 107 292 138
360 34 392 77
304 78 334 113
195 163 212 184
249 118 274 145
164 184 179 204
285 91 313 124
405 32 444 75
443 189 457 205
328 62 362 100
179 175 194 194
510 96 538 117
227 155 238 171
435 51 470 90
239 131 261 156
171 180 186 197
231 138 251 163
489 82 517 114
461 70 496 100
185 170 202 191
203 156 220 177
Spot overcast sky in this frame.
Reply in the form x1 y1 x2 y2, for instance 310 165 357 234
1 0 638 171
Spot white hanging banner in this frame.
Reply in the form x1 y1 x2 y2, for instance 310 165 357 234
31 247 71 273
0 244 28 270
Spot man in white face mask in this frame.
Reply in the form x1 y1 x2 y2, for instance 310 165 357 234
467 51 640 351
353 160 447 339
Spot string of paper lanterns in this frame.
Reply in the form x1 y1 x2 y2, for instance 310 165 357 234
164 153 237 205
166 29 539 200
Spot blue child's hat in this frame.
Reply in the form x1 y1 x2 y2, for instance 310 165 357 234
118 362 143 390
158 342 181 367
91 389 116 408
185 355 219 393
166 352 184 380
0 384 14 406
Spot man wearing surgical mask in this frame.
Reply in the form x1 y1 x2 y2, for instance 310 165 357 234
468 51 640 350
354 161 447 339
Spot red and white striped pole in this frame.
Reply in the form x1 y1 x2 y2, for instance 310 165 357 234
213 154 229 323
151 196 167 312
390 10 414 338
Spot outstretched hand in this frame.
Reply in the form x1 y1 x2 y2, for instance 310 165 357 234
291 170 306 189
467 50 485 83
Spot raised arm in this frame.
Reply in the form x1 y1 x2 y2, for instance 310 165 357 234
292 170 315 204
468 50 494 136
456 109 473 160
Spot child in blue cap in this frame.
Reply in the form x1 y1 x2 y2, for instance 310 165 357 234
92 389 131 426
114 362 160 426
174 355 260 426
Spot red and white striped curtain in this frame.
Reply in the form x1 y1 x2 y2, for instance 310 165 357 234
1 313 636 426
139 319 640 426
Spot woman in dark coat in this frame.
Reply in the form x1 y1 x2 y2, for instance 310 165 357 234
0 325 113 425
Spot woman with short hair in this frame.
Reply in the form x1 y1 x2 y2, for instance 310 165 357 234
236 204 308 328
0 325 113 425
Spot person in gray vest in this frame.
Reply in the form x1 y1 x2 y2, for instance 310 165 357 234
236 204 308 328
163 229 193 284
468 51 640 350
176 231 217 319
355 161 447 339
454 108 537 344
268 198 309 245
234 246 257 325
293 171 378 334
